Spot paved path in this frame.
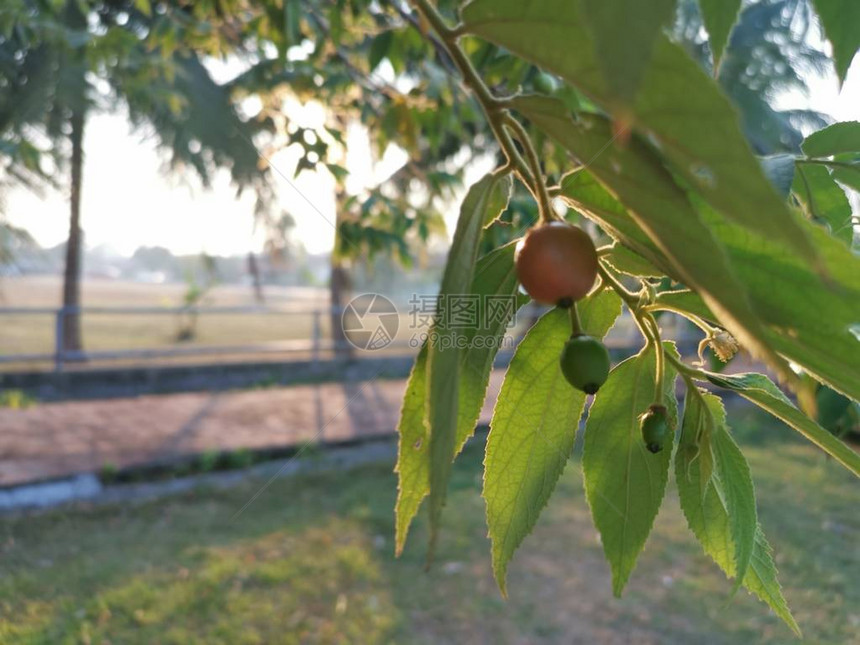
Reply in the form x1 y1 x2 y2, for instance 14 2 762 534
0 372 504 487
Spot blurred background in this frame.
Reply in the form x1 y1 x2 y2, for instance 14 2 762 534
0 1 858 643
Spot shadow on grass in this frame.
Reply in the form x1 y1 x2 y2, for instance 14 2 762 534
1 417 858 644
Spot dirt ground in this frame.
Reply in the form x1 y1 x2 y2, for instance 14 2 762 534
0 372 504 486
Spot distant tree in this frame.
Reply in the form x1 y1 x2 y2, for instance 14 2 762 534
0 220 36 283
130 245 178 277
673 0 831 154
0 0 275 354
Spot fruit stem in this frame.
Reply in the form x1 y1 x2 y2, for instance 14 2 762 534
568 301 584 336
599 262 671 402
502 113 556 223
596 262 639 308
644 313 666 405
642 303 719 336
410 0 551 221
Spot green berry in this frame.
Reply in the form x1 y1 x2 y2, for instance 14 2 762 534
559 334 610 394
533 71 557 95
640 404 670 454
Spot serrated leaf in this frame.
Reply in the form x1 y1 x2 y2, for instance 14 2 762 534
654 289 714 323
522 100 790 381
699 0 741 70
582 0 676 106
462 0 820 265
395 240 523 555
560 170 681 283
711 427 756 591
811 0 860 83
604 243 663 278
802 121 860 157
563 168 860 403
792 164 853 244
695 204 860 402
703 372 860 478
395 344 430 554
583 342 679 596
831 163 860 194
427 173 512 554
455 242 529 450
688 392 757 593
482 174 513 226
676 391 800 636
485 289 622 593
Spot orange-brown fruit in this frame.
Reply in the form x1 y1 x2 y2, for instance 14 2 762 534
515 222 598 305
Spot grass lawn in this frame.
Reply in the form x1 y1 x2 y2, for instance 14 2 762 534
0 276 423 370
1 406 858 644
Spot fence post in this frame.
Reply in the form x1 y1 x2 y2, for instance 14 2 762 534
311 310 321 368
54 307 65 373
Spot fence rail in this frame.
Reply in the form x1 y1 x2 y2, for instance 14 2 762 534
0 304 359 372
0 303 692 373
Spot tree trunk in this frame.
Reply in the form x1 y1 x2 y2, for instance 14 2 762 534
61 108 85 354
247 251 264 304
330 259 354 360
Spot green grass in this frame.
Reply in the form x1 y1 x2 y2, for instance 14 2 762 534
1 408 857 644
0 276 423 369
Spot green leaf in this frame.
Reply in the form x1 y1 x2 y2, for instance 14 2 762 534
802 121 860 157
831 162 860 194
485 289 622 593
482 174 513 226
562 167 860 403
712 424 757 595
395 237 522 555
698 0 741 69
559 170 681 283
284 0 301 48
704 372 860 478
604 243 663 278
676 391 800 636
582 342 679 596
427 173 511 553
695 202 860 402
654 289 714 323
688 392 757 593
462 0 820 265
522 100 790 381
133 0 152 17
369 31 394 72
792 164 853 244
816 384 858 436
582 0 676 106
811 0 860 83
395 344 430 555
454 241 529 454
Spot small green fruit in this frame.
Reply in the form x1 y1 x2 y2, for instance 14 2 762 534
640 404 670 454
533 71 557 95
559 334 610 394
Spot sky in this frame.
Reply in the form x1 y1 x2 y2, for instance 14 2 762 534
3 50 859 258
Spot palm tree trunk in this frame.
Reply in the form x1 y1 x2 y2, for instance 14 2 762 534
61 108 84 354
